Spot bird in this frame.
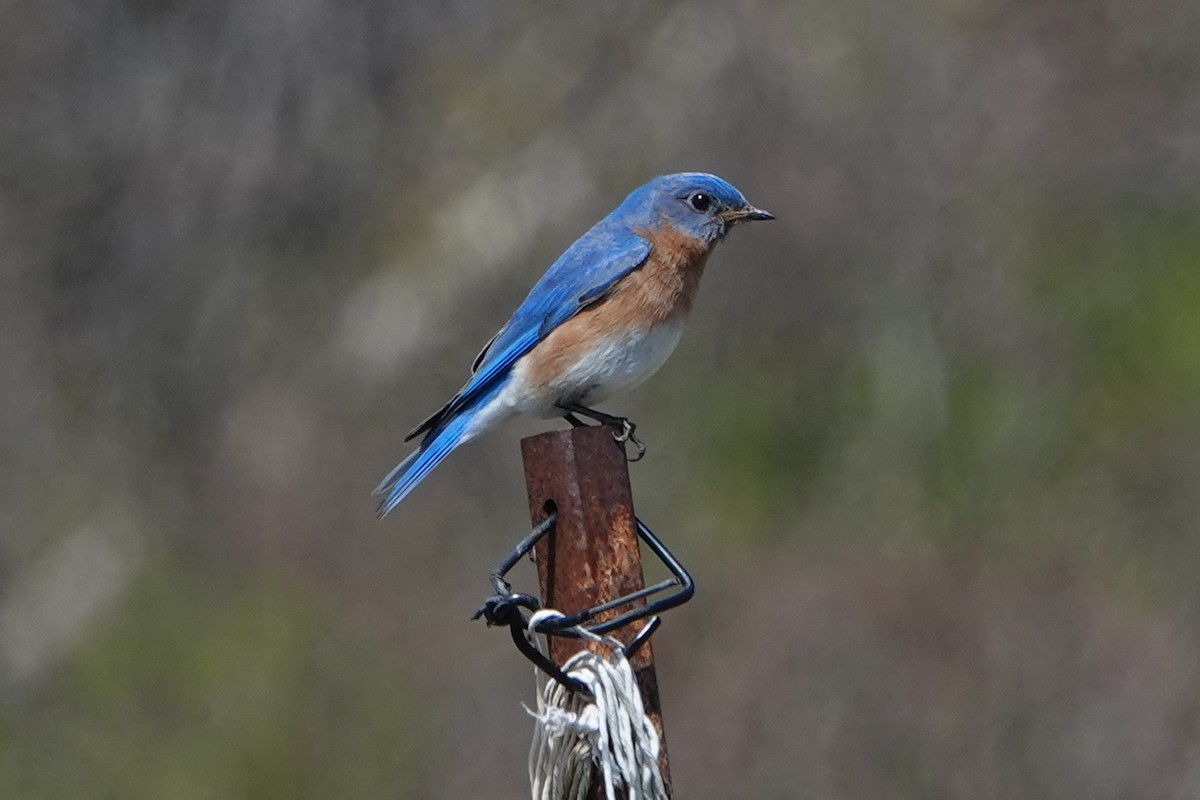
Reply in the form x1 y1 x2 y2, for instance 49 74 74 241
375 172 773 516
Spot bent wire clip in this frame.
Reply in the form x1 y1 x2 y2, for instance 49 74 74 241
473 512 694 693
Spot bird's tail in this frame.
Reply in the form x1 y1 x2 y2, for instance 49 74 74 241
373 412 473 517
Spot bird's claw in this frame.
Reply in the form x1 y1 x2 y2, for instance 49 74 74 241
613 419 646 462
558 404 647 461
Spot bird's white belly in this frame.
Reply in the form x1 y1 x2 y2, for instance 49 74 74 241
561 321 685 404
504 321 685 418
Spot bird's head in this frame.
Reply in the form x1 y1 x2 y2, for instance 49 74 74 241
623 172 773 246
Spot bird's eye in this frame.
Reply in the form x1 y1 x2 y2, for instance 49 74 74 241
688 192 712 212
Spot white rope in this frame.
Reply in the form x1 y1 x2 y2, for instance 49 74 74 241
525 612 667 800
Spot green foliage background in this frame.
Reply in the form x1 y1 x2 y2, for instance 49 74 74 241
3 1 1199 797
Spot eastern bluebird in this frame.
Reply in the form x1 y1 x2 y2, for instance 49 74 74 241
375 172 772 516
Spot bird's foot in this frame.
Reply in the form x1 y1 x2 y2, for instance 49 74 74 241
558 403 646 462
613 419 646 462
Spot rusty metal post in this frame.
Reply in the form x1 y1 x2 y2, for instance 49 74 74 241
521 425 672 797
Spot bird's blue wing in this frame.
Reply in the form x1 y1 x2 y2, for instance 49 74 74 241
405 225 651 442
485 226 651 366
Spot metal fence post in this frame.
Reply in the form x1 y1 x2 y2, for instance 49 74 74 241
521 425 673 797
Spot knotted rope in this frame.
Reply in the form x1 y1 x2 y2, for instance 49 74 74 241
525 611 667 800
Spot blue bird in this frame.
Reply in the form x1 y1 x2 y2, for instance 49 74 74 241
375 172 772 516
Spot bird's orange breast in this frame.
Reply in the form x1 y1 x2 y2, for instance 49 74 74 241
520 224 710 392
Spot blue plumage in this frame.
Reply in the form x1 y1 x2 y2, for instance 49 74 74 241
375 172 771 515
374 381 503 516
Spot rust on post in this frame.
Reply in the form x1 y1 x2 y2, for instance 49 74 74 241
521 424 672 797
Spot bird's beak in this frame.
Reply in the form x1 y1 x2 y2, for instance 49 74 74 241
721 205 775 225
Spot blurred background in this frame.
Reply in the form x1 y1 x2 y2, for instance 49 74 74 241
3 0 1200 797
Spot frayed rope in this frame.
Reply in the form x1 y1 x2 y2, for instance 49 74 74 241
525 614 666 800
